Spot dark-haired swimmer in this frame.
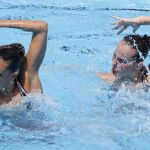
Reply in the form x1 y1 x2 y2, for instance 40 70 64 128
97 34 150 86
0 20 48 105
97 16 150 86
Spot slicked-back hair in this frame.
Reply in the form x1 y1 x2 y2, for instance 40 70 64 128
0 43 25 72
123 34 150 62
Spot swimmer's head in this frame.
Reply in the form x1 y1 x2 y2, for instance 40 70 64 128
123 34 150 60
0 43 25 72
112 34 150 82
0 43 25 94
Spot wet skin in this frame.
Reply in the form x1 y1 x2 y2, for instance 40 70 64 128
97 40 148 83
0 59 17 96
0 20 48 105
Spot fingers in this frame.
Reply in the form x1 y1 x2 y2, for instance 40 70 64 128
112 16 123 21
114 25 139 34
111 16 127 34
112 23 128 34
112 25 121 30
117 26 128 35
111 16 125 26
111 21 124 26
111 24 128 34
111 22 118 25
111 16 138 34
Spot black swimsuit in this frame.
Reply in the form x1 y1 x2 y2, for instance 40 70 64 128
15 79 32 110
15 79 27 97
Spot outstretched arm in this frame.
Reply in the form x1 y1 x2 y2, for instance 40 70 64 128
0 20 48 91
112 16 150 34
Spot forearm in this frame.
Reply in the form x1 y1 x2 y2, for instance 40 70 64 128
135 16 150 25
0 20 48 32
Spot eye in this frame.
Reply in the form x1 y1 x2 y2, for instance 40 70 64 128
118 58 129 64
118 58 123 63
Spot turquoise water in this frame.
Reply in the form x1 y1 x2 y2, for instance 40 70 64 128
0 0 150 150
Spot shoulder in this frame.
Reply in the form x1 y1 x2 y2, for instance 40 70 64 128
96 72 115 83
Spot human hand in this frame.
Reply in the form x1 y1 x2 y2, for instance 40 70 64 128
112 16 140 34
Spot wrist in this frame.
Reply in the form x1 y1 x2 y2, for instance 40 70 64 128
131 17 142 25
135 16 150 25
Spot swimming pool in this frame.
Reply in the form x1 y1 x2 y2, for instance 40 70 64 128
0 0 150 149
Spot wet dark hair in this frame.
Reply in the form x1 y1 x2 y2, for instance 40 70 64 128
0 43 25 72
123 34 150 62
123 34 150 79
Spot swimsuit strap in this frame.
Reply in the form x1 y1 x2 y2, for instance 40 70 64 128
15 79 32 110
15 79 27 97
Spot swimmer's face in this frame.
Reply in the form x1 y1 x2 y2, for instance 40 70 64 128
112 40 143 80
0 58 19 95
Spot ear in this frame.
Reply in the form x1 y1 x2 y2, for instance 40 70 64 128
136 62 143 71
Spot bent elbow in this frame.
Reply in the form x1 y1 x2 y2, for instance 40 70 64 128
41 21 48 31
40 21 48 32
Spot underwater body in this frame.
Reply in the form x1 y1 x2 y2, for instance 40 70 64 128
0 0 150 149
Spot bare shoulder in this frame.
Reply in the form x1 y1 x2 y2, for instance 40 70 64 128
96 72 115 83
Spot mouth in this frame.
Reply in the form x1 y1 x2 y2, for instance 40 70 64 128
112 66 117 75
112 63 130 75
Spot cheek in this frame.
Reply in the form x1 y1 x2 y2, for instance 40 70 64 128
121 64 138 76
113 64 133 75
112 57 116 65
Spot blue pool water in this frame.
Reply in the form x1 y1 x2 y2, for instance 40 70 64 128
0 0 150 149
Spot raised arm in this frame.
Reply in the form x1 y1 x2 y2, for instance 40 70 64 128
112 16 150 34
0 20 48 71
0 20 48 91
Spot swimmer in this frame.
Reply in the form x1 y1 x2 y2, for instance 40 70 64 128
97 34 150 86
0 20 48 105
97 16 150 86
